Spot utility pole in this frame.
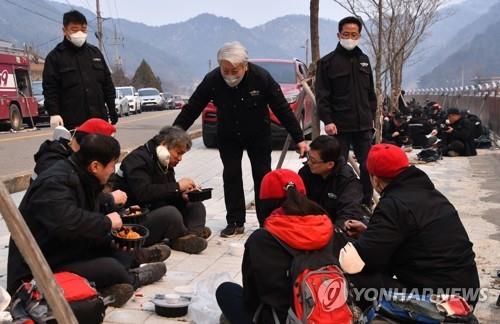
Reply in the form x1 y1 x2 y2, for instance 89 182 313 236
110 24 124 68
208 59 212 71
301 39 309 66
96 0 104 51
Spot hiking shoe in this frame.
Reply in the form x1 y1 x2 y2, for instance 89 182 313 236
192 226 212 239
130 262 166 287
220 224 245 238
135 244 171 264
171 234 207 254
447 150 459 157
100 283 134 307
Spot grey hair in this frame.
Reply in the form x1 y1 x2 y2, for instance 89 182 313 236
154 126 192 150
217 41 248 66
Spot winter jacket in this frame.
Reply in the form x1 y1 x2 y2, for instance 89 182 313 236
298 159 365 228
242 212 333 323
43 38 117 130
173 62 304 144
32 139 72 180
316 43 377 132
442 116 477 156
408 116 433 148
7 157 113 294
113 139 185 210
353 166 479 301
382 119 410 146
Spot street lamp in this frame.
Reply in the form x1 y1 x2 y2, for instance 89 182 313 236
301 39 309 66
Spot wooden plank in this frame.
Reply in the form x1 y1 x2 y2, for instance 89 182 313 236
0 182 78 323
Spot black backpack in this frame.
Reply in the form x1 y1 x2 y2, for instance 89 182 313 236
465 113 483 139
417 149 442 163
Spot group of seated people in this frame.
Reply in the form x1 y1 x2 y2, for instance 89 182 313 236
382 101 480 157
216 142 479 323
7 117 480 322
7 118 211 307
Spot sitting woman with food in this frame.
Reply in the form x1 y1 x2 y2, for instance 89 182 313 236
114 126 210 254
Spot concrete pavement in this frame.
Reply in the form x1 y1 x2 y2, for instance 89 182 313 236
1 140 499 323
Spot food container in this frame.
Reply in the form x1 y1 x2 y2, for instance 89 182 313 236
228 242 245 257
111 225 149 249
121 207 149 224
151 294 190 318
174 285 195 299
187 188 213 202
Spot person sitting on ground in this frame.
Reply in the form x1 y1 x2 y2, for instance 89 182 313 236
114 126 209 254
408 108 435 148
32 118 130 217
216 169 334 323
8 134 167 307
382 112 411 147
298 135 367 229
438 108 477 157
339 144 480 309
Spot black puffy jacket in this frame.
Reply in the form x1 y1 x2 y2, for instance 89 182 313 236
316 44 377 132
42 38 116 130
7 157 113 294
113 139 185 210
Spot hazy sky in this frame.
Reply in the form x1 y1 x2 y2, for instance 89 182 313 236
54 0 352 27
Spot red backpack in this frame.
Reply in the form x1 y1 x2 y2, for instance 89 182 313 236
268 233 354 324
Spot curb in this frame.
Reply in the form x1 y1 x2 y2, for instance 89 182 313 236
1 129 203 194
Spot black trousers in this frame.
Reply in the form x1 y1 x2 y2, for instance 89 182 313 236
216 282 254 324
334 131 373 205
56 254 137 290
143 202 206 245
218 137 271 226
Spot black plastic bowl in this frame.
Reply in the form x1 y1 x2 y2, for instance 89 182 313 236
111 225 149 249
121 207 149 224
187 188 213 202
154 304 188 317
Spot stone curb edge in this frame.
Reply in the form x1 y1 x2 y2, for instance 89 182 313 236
1 129 203 194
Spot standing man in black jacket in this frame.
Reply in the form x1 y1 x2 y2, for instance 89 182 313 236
316 16 377 208
43 10 118 130
298 135 366 229
173 41 308 237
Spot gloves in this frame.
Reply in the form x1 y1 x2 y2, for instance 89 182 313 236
109 111 118 125
50 115 64 128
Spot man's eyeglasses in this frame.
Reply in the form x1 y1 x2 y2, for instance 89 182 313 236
306 152 326 165
340 32 360 39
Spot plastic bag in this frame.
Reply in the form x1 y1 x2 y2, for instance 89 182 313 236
188 272 233 324
0 287 12 323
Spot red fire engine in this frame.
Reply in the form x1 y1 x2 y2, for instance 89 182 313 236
0 47 38 130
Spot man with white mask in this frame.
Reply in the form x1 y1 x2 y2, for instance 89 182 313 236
114 126 210 254
316 16 377 210
43 10 118 130
174 41 308 237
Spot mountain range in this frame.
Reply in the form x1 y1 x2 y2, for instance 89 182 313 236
0 0 499 92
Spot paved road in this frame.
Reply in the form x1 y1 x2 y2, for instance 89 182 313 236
0 110 201 176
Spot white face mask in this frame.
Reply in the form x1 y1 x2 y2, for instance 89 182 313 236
340 38 359 51
68 31 87 47
223 75 244 88
156 145 170 167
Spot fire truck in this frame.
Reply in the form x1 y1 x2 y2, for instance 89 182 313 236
0 47 39 130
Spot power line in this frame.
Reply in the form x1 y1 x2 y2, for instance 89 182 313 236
2 0 61 25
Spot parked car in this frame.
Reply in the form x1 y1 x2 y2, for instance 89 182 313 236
162 92 174 109
202 58 313 148
138 87 165 111
172 95 187 109
116 86 141 114
31 80 49 123
115 89 130 117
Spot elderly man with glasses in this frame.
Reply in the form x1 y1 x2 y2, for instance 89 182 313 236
298 135 367 231
316 16 378 211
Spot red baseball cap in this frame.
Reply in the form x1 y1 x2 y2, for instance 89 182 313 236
260 169 306 200
76 118 116 136
366 144 409 178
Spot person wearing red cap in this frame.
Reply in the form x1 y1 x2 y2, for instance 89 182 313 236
216 169 336 323
339 144 479 309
